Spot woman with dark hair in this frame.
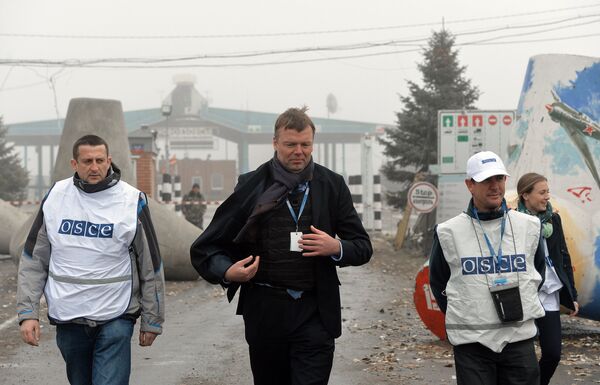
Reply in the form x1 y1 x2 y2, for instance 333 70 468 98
517 172 579 385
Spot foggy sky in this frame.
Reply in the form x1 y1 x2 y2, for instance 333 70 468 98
1 0 599 125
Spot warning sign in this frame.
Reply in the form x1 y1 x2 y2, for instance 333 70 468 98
414 263 446 340
408 182 439 213
438 110 515 174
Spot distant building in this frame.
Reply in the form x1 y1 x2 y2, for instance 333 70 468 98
6 74 391 201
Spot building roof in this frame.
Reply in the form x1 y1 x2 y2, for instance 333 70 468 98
6 108 163 136
6 106 388 137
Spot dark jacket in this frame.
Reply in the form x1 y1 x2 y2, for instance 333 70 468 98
545 213 578 310
429 201 546 314
190 161 372 338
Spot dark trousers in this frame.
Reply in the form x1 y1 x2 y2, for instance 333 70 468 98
536 311 562 385
453 338 539 385
242 285 335 385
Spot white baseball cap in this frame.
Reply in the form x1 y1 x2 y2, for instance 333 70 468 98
466 151 510 182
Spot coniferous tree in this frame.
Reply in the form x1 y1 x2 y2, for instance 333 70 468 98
0 117 29 202
380 30 479 207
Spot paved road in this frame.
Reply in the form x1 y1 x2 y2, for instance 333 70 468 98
0 248 404 385
3 232 600 384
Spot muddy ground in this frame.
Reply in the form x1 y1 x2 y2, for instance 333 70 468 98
1 234 600 384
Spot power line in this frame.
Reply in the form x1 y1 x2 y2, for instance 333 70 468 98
0 67 14 91
1 3 599 40
470 32 600 45
460 17 600 45
6 28 598 70
0 79 48 91
79 31 600 67
447 14 600 39
1 15 597 68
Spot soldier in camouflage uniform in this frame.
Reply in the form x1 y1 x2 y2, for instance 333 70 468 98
182 183 207 229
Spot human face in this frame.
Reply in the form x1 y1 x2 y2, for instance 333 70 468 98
273 127 313 173
522 180 550 214
70 144 112 184
465 175 506 212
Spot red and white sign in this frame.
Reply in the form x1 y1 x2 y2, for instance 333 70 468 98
408 182 439 213
438 109 516 176
414 263 446 340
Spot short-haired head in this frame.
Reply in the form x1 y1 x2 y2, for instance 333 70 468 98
273 106 315 138
72 135 109 160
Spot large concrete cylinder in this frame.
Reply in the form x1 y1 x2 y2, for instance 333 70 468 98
10 98 199 280
52 98 135 183
9 213 34 264
148 200 200 280
0 200 28 254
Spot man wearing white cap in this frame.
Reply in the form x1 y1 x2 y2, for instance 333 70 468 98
429 151 546 385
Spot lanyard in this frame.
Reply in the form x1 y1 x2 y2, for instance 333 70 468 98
473 201 507 266
286 185 310 232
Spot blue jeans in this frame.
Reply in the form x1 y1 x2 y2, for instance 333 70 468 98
56 318 134 385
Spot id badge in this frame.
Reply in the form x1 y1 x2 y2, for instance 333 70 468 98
290 232 303 252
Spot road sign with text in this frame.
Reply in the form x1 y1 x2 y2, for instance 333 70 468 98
408 182 439 213
438 110 515 174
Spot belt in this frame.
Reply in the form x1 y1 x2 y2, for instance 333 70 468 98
250 283 314 300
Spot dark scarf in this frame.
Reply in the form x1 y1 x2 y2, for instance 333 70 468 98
73 163 121 194
517 200 553 238
233 155 314 243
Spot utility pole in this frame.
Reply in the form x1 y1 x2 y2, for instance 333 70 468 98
161 103 172 174
394 172 425 250
361 134 374 231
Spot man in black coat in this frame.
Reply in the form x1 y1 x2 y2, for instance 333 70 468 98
190 107 372 385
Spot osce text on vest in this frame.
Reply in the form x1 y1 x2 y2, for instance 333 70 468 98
58 219 114 238
461 254 527 275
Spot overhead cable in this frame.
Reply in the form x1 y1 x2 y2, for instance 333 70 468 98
0 14 597 67
1 3 599 40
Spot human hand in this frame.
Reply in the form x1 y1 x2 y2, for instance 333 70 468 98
224 255 260 282
300 225 341 257
569 301 579 316
139 331 158 346
20 319 41 346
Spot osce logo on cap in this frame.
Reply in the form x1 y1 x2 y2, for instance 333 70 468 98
58 219 114 238
481 158 497 164
461 254 526 275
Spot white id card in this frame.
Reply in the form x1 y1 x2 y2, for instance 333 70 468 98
290 232 303 252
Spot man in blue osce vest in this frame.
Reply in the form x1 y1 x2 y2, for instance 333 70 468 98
190 107 372 385
17 134 165 385
429 150 546 385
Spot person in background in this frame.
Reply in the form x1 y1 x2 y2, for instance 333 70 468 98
17 134 165 385
182 183 207 229
517 172 578 385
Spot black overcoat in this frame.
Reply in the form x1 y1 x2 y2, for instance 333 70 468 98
545 213 578 310
190 161 372 338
